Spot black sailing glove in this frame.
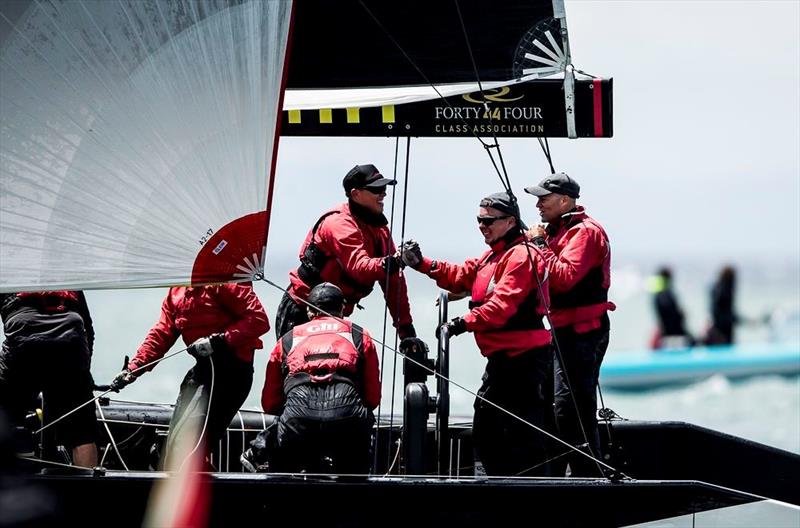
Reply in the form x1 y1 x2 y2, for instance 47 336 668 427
383 254 404 275
400 240 423 269
110 369 135 392
187 333 227 357
436 317 467 339
399 336 429 357
397 323 416 339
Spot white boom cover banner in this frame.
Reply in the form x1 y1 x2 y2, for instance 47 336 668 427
0 0 292 292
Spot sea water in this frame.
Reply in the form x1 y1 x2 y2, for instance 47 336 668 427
3 257 798 454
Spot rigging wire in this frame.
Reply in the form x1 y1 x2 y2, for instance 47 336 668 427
385 136 413 470
373 135 402 473
453 0 514 194
95 399 129 470
538 137 556 174
356 0 506 186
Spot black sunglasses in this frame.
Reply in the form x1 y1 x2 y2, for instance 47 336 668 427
476 215 510 226
361 186 387 195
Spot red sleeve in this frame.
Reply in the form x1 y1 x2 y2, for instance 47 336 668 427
462 246 541 332
542 226 606 294
216 283 270 348
320 215 387 283
261 341 285 414
417 256 480 294
378 235 413 329
129 294 180 374
360 331 381 409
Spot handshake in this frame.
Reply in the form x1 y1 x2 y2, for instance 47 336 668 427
384 240 424 274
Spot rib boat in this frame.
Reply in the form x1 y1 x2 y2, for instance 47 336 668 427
600 342 800 390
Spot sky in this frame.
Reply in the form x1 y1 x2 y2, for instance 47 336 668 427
2 1 799 419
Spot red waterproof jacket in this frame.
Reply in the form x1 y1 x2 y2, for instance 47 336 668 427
539 207 615 333
261 316 380 414
417 234 551 357
288 202 413 332
129 283 269 372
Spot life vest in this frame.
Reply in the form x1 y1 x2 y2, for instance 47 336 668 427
548 213 616 333
295 209 375 301
280 317 365 395
549 216 610 310
468 239 552 356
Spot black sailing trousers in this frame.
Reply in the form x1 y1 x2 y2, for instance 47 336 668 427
552 314 610 477
162 353 253 470
472 345 553 477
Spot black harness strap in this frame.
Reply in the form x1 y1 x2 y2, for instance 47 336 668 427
296 211 375 300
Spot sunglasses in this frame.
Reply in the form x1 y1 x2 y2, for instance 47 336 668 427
361 186 387 195
476 215 510 226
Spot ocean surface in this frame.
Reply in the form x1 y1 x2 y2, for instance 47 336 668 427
3 256 799 454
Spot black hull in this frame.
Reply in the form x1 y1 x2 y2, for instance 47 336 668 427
8 405 799 527
29 472 762 528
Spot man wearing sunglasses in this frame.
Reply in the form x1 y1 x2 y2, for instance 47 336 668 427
524 172 615 478
276 164 416 344
400 191 553 477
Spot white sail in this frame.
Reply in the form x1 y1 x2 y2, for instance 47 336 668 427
0 0 292 292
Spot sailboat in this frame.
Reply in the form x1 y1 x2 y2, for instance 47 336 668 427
1 1 798 526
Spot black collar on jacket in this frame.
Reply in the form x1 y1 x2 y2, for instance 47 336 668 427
547 206 582 236
348 199 389 227
489 227 525 253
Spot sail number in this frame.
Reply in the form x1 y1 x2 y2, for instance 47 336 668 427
199 228 214 246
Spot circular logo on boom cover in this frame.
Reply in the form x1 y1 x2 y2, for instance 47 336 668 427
191 211 267 285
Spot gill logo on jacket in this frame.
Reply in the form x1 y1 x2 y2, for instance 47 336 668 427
305 322 343 333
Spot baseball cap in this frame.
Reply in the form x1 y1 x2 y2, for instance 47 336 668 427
479 191 521 219
524 172 580 199
343 164 397 193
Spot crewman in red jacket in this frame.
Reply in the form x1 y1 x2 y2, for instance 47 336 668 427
401 192 553 477
276 164 415 342
525 172 615 477
111 283 269 469
241 282 380 474
0 291 98 467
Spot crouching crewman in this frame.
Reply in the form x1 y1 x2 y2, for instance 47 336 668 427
241 282 380 474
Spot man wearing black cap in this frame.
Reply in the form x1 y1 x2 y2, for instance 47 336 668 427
400 191 553 477
524 172 615 477
276 164 415 342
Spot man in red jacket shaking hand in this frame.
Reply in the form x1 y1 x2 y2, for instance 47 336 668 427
276 164 415 342
401 191 553 477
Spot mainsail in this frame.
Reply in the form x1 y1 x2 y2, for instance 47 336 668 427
0 0 292 291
